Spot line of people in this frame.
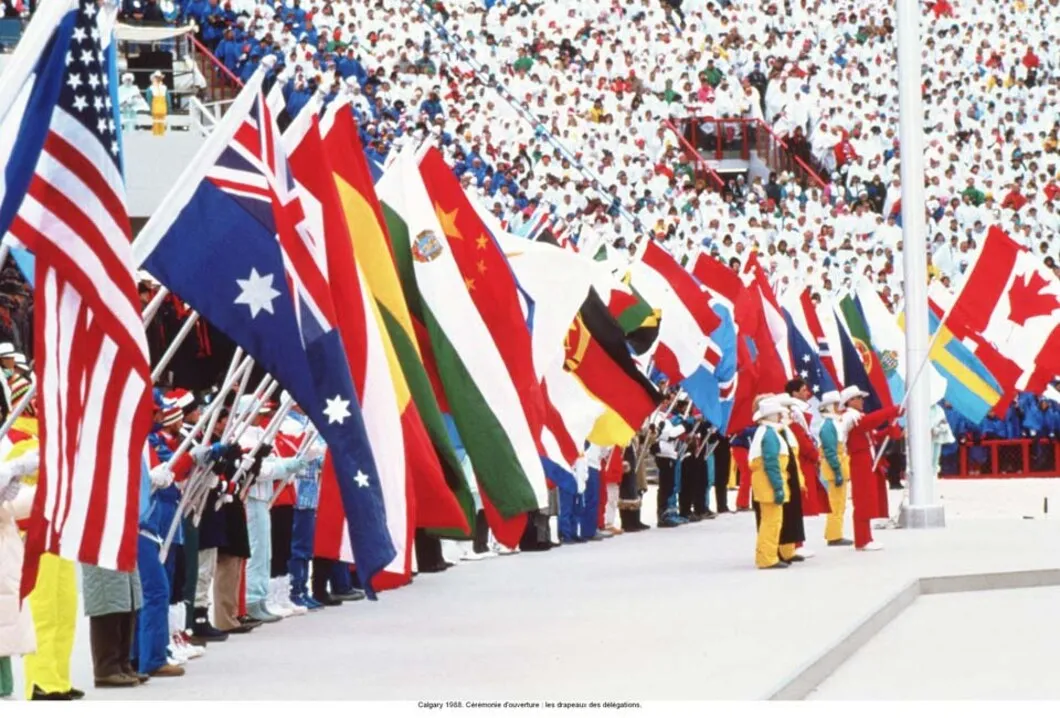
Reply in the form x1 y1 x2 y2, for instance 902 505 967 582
0 375 374 700
641 377 903 568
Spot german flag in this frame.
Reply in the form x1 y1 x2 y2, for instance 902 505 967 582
566 289 663 446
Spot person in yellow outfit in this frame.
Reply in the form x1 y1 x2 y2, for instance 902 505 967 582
1 447 40 698
748 395 792 570
4 376 82 701
146 71 169 136
817 391 853 547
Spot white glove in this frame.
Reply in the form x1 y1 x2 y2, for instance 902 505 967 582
7 449 39 479
190 445 213 464
0 472 20 504
149 464 174 491
208 473 221 490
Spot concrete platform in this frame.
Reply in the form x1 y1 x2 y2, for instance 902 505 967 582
809 586 1060 700
9 481 1060 700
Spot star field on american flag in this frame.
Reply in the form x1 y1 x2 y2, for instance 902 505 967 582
61 1 119 158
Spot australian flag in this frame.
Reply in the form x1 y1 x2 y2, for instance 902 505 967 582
785 309 837 399
132 68 395 591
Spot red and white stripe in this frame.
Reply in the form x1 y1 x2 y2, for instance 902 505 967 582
8 113 151 581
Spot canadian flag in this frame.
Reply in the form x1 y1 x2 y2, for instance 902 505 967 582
946 227 1060 393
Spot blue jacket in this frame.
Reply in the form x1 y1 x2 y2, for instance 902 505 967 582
1017 392 1044 436
819 418 844 485
979 415 1010 440
216 39 244 73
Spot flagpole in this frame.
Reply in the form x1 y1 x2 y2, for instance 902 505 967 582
234 395 296 504
158 352 252 562
150 310 200 382
0 382 36 439
267 425 319 509
141 286 170 326
895 0 944 529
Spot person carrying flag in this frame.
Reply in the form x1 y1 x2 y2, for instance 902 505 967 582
748 395 792 570
3 376 81 700
841 386 902 551
817 391 853 547
0 442 40 698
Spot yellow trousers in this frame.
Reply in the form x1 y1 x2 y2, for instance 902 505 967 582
24 554 78 698
755 502 784 568
825 480 848 542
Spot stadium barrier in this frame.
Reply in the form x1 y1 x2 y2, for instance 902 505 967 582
941 439 1060 479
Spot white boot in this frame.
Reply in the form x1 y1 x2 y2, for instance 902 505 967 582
175 604 204 659
167 606 188 664
858 541 884 552
265 578 293 618
278 575 306 616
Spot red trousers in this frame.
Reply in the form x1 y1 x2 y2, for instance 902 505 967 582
733 447 751 510
854 517 873 549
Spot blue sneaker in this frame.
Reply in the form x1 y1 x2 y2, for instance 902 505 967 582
291 594 324 611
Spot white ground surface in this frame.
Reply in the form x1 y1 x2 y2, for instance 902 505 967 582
9 479 1060 700
809 586 1060 700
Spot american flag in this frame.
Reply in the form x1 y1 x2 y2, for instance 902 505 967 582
0 0 152 595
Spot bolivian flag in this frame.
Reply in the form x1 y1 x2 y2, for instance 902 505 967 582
320 101 472 537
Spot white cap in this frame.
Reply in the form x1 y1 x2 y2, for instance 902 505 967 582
819 390 842 409
0 342 16 357
840 385 870 404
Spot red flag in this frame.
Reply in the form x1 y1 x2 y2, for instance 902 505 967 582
418 147 546 546
945 226 1060 394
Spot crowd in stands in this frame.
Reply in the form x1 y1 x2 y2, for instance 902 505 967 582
11 0 1060 449
109 0 1060 309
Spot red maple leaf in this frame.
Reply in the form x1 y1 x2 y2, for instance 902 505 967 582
1008 272 1060 326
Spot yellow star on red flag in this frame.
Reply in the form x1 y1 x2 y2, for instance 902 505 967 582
434 203 463 239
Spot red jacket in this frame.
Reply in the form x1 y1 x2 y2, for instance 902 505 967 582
847 406 901 457
1002 190 1027 211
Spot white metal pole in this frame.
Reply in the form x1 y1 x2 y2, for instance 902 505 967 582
141 286 170 327
896 0 943 529
150 310 200 382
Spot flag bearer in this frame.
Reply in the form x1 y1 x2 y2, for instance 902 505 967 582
817 391 852 547
6 378 81 700
748 395 791 569
841 386 902 551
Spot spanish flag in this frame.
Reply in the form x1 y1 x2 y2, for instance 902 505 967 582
320 101 472 538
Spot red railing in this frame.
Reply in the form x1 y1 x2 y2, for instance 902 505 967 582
942 439 1060 479
189 35 243 104
662 119 726 192
670 115 828 192
751 118 827 191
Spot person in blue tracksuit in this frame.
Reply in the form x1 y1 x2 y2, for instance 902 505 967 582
133 394 231 680
939 402 964 476
978 410 1012 473
558 443 602 543
1017 392 1044 438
